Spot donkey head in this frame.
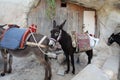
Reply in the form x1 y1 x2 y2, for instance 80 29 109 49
107 33 115 46
49 20 66 47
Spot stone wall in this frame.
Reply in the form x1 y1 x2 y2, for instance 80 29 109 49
0 0 119 80
0 0 120 37
0 0 40 27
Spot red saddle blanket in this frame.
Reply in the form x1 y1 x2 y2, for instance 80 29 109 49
0 24 37 50
77 33 91 51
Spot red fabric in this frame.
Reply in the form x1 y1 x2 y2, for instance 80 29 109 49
77 33 91 51
20 24 37 48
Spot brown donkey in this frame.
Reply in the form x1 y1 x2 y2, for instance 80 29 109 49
0 25 52 80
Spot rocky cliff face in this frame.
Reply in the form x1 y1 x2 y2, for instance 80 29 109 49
0 0 40 27
69 0 120 37
0 0 119 80
0 0 120 38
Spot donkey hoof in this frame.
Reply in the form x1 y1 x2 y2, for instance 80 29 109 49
65 70 69 74
87 62 91 64
1 73 5 76
48 77 51 80
7 70 12 73
72 71 75 74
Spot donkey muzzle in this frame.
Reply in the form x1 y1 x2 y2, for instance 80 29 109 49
49 38 56 47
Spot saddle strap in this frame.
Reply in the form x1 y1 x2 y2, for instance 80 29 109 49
20 24 37 49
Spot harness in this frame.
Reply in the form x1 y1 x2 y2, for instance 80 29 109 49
0 24 47 51
50 30 62 42
49 30 62 47
28 29 47 54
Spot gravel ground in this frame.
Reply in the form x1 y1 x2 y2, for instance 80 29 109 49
0 52 87 80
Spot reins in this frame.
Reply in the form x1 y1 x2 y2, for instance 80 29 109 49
29 29 47 55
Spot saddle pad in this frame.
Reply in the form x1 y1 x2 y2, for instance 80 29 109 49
77 33 91 51
0 27 26 49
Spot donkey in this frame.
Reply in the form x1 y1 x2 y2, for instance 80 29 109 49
0 25 51 80
107 32 120 46
49 20 93 74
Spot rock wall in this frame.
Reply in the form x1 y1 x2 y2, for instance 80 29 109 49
0 0 119 39
0 0 40 27
0 0 119 80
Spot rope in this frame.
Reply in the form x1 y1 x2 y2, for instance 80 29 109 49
29 29 46 54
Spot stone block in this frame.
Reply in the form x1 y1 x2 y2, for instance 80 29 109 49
102 54 119 80
71 64 109 80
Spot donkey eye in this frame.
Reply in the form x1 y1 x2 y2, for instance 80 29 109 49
55 32 59 36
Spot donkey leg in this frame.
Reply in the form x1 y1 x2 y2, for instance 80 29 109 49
65 54 70 74
1 49 8 76
35 53 50 80
70 54 75 74
8 54 13 73
44 64 49 80
86 50 93 64
38 58 49 80
46 62 52 80
45 55 52 80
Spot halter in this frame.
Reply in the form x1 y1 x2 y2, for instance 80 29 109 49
50 30 62 42
57 30 62 41
49 30 62 46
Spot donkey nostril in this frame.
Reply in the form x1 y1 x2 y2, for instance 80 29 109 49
50 45 53 47
49 39 56 46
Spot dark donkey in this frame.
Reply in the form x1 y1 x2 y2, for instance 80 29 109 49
49 20 93 74
107 32 120 46
0 25 51 80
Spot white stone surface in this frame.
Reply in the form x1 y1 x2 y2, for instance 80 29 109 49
102 53 120 80
72 64 110 80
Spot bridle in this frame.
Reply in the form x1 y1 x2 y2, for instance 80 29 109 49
56 30 62 41
49 30 62 46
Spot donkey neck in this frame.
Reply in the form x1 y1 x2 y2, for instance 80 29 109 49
58 30 72 47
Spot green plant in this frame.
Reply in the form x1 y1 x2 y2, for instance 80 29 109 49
61 0 66 3
46 0 56 20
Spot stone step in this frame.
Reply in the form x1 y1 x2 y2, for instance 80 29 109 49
71 64 109 80
102 54 120 80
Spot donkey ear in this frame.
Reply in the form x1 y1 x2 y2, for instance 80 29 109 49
111 33 114 36
53 20 56 28
59 20 66 29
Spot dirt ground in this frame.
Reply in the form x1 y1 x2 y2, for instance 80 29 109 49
0 52 88 80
